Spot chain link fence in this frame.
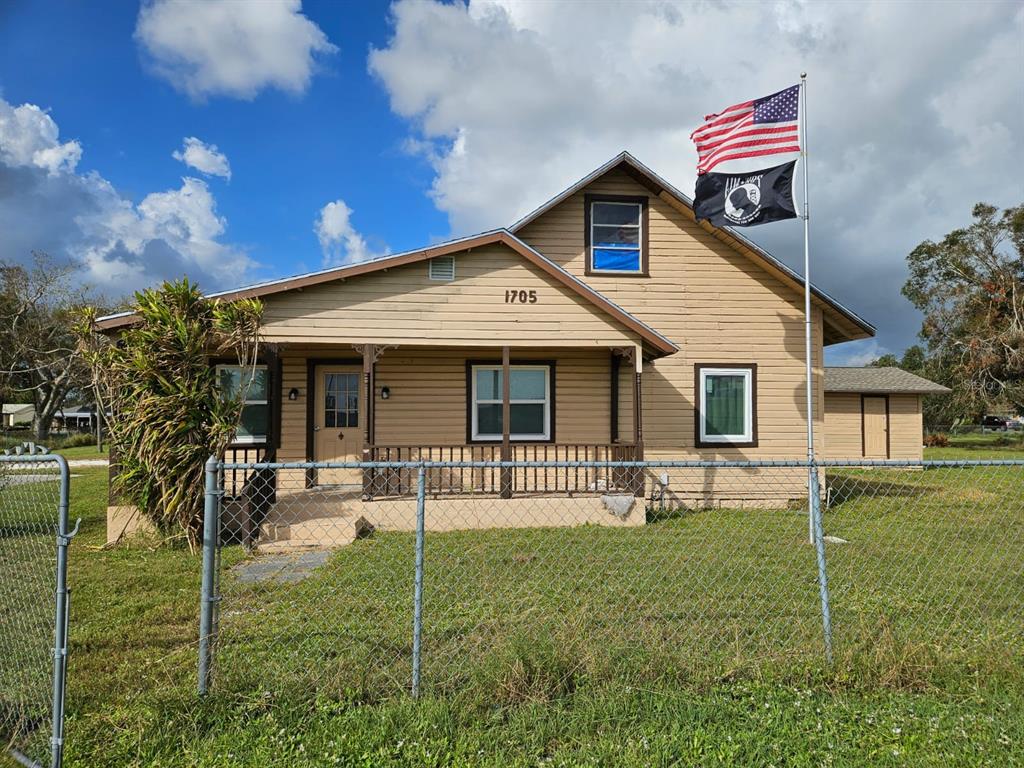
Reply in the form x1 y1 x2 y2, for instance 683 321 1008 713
200 458 1023 700
0 454 75 768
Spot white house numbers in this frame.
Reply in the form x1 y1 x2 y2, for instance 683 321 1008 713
504 289 538 304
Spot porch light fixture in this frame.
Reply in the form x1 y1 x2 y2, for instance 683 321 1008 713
380 386 391 400
288 388 300 401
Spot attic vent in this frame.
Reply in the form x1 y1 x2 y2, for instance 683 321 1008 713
428 255 455 281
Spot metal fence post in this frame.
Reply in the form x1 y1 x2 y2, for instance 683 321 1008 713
809 462 834 664
198 455 220 695
411 465 426 698
50 455 78 768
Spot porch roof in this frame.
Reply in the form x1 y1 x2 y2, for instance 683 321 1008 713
95 230 679 357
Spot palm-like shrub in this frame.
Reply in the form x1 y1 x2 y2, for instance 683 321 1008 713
77 280 261 550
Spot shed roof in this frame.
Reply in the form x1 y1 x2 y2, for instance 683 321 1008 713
824 367 951 395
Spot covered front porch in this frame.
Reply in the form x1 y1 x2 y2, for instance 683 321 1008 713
226 341 650 502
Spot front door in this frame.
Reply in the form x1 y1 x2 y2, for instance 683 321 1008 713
862 396 889 458
315 366 364 486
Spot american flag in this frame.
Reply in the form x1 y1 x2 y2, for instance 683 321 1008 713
691 85 801 175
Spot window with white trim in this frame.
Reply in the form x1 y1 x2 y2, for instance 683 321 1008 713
217 365 269 444
697 366 755 445
471 364 551 441
590 200 643 273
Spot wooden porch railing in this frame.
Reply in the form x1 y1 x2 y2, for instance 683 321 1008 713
366 443 641 498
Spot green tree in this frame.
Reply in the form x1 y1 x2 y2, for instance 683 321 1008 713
0 253 98 441
77 279 262 550
903 202 1024 422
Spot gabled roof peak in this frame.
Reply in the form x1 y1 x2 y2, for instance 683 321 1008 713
509 150 874 344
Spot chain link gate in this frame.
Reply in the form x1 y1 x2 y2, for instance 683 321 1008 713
198 457 1024 699
0 453 77 768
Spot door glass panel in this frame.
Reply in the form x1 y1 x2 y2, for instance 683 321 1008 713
324 372 359 429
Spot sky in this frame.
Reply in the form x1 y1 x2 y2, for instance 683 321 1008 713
0 0 1021 365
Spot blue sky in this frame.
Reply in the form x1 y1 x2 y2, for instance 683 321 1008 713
0 0 444 281
0 1 1021 364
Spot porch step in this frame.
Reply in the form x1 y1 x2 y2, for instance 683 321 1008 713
257 492 372 550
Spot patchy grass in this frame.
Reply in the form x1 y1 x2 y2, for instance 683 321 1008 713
926 431 1024 460
54 445 109 460
1 461 1021 766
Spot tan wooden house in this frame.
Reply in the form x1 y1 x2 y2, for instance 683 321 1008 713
823 367 950 461
98 152 898 543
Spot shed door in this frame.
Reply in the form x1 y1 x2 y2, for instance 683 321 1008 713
862 396 889 458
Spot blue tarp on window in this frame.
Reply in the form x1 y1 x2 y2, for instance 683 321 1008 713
593 247 640 272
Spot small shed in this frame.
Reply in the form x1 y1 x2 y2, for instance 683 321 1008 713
2 403 35 428
823 367 950 460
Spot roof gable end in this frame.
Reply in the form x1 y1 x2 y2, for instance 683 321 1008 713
510 151 875 345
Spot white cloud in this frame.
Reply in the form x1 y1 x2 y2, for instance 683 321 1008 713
172 137 231 179
135 0 337 100
0 100 82 175
369 0 1024 360
314 199 386 266
0 96 251 294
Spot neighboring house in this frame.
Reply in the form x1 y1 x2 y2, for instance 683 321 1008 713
823 367 950 460
97 152 883 544
53 404 106 433
2 403 35 429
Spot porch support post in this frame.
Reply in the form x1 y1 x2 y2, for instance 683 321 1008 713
362 344 376 498
501 345 512 499
610 351 620 444
632 344 644 497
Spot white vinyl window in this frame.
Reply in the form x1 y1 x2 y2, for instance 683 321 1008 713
217 365 269 444
590 200 643 273
471 365 550 441
698 367 754 444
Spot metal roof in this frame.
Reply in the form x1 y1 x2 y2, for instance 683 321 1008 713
824 367 951 395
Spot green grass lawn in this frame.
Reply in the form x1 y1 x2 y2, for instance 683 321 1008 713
54 445 109 460
2 440 1022 766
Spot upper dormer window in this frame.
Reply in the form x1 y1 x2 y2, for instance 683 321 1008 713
585 194 648 275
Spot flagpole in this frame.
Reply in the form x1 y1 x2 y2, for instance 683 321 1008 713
800 72 815 543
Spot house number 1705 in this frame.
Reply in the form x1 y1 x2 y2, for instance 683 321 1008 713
505 289 538 303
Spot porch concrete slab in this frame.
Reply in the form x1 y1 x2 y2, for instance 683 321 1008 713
232 550 331 584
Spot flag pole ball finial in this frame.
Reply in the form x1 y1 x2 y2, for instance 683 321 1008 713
800 72 807 79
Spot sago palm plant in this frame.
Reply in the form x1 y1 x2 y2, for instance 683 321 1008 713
77 279 262 551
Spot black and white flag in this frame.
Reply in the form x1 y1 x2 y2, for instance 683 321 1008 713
693 161 797 228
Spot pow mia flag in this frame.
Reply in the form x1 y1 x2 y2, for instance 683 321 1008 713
693 161 797 228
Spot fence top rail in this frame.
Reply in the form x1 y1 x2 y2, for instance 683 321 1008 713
0 453 69 469
218 458 1024 470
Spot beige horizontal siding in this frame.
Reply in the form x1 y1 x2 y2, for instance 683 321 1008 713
260 243 639 349
517 168 825 459
823 393 862 459
888 394 923 460
275 346 621 462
